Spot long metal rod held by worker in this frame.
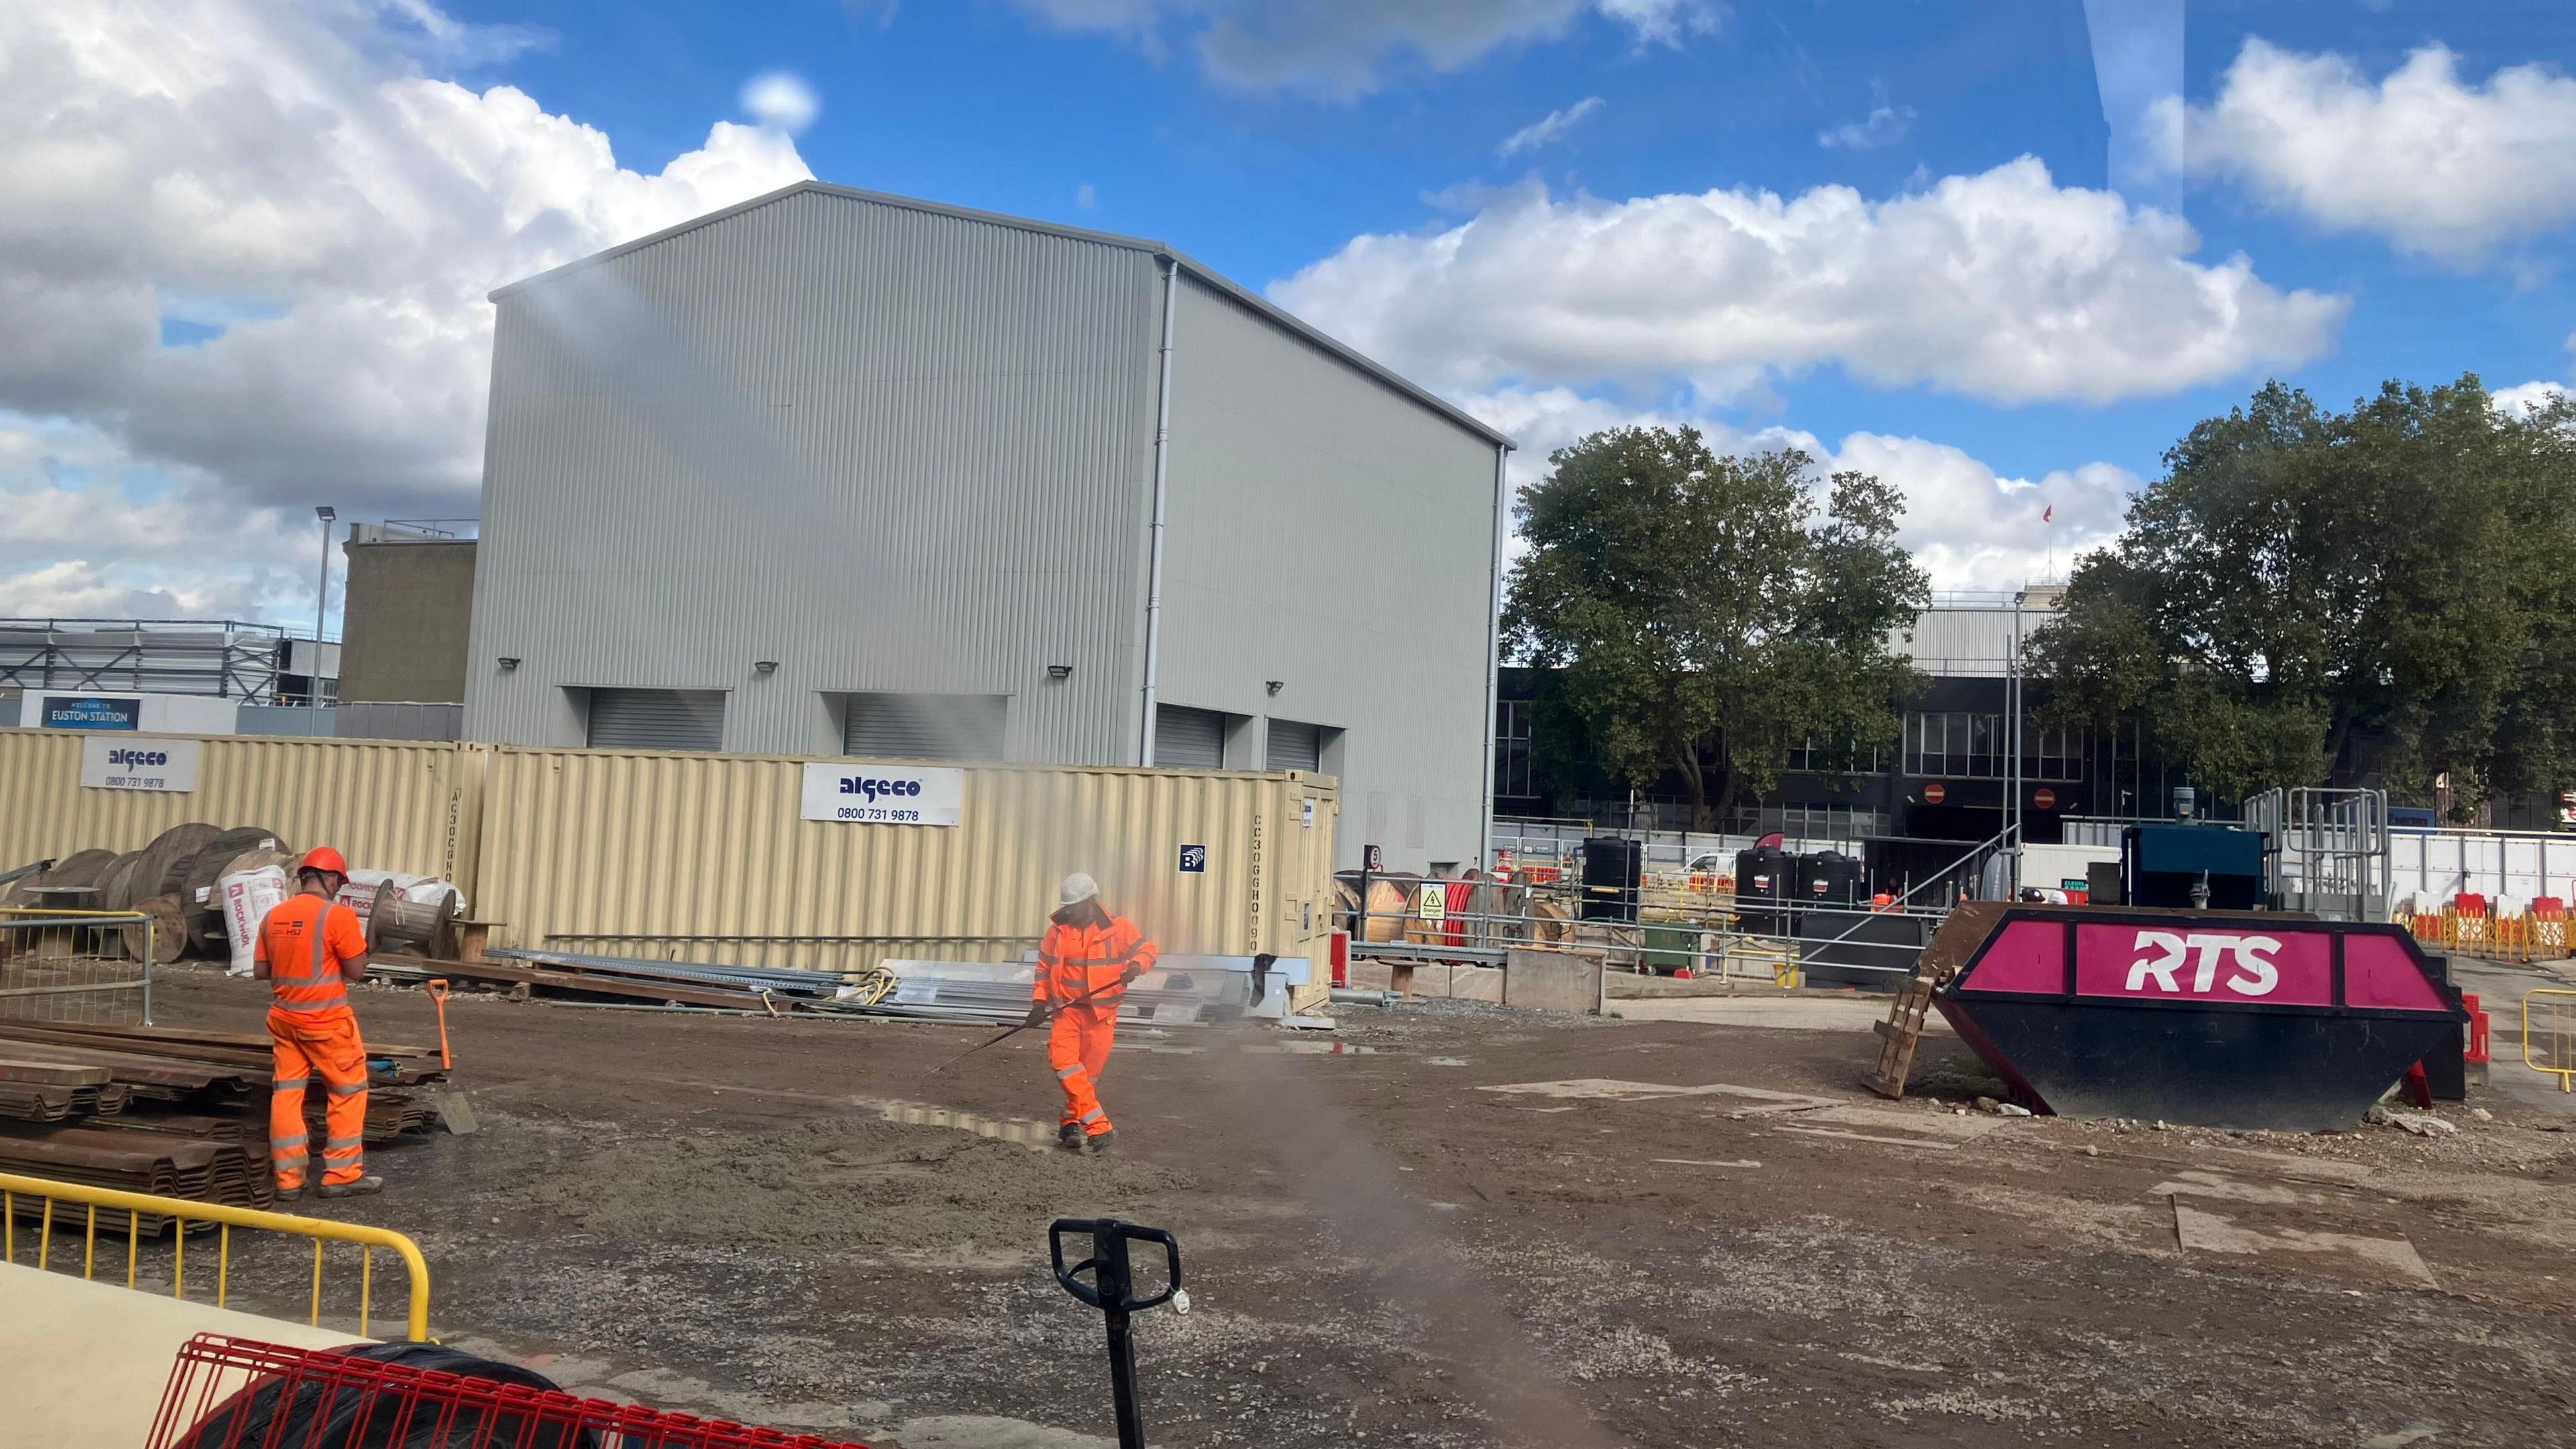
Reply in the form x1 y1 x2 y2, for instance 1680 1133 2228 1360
925 975 1126 1075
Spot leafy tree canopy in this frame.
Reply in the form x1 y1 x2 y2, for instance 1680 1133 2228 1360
2029 376 2576 811
1503 427 1929 830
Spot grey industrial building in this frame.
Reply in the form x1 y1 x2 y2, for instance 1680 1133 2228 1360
464 180 1511 871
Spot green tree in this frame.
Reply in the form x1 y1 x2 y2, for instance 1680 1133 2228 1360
1502 427 1929 830
2029 375 2576 812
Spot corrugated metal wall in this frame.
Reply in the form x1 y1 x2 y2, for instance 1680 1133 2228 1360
0 731 1332 974
0 731 485 892
476 747 1338 973
466 186 1162 764
1159 275 1499 871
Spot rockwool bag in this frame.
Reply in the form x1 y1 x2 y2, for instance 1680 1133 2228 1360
217 864 291 977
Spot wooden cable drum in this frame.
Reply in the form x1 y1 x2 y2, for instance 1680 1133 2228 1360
95 851 150 913
177 828 290 949
1364 877 1409 943
121 895 189 964
365 880 459 959
2 847 115 910
139 822 223 900
178 826 287 906
1529 898 1575 944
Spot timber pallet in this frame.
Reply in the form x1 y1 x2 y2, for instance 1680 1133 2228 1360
1866 972 1939 1100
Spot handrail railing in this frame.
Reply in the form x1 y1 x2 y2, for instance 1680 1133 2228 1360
0 1169 431 1340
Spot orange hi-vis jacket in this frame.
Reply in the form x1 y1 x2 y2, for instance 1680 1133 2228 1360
1034 916 1157 1012
256 893 368 1012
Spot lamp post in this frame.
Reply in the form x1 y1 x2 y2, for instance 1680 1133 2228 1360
313 506 336 724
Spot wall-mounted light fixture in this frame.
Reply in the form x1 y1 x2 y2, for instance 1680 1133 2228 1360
496 656 521 672
754 660 780 676
1046 663 1074 681
1265 680 1284 696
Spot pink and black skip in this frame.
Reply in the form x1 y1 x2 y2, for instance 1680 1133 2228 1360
1935 907 2469 1132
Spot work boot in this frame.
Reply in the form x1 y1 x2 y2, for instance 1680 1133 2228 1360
317 1175 384 1200
1083 1129 1117 1156
1057 1123 1085 1151
274 1184 305 1205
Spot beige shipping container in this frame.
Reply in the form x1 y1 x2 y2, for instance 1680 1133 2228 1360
0 730 485 894
475 746 1338 975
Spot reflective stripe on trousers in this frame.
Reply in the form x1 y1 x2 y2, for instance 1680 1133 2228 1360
1046 1008 1117 1136
268 1003 369 1190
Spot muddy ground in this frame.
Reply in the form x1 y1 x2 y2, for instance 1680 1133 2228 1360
155 967 2576 1448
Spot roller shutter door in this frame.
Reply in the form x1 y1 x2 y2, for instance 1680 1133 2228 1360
1265 718 1322 771
1154 706 1225 769
586 688 725 751
843 692 1007 761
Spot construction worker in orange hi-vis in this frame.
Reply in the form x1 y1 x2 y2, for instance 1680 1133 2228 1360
1022 873 1157 1155
254 847 380 1201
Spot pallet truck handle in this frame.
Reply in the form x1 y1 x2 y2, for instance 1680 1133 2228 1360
1049 1217 1182 1312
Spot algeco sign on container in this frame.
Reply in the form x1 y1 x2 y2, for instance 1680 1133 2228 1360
798 762 963 826
79 737 200 793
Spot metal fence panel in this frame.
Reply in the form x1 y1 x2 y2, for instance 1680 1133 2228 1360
474 746 1338 973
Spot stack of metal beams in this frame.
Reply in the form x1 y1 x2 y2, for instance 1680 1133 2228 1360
0 1020 447 1226
0 1060 131 1122
369 947 851 1012
0 1125 270 1226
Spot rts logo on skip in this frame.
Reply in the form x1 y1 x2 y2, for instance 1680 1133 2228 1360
2125 930 2282 997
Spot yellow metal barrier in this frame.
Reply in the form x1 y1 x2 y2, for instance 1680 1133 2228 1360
0 1169 431 1340
2523 989 2576 1093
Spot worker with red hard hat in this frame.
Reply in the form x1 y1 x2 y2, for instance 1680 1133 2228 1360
253 847 380 1201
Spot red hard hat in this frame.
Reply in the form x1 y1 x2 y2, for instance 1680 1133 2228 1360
298 846 349 876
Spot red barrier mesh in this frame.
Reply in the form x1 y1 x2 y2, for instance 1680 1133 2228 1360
151 1333 875 1449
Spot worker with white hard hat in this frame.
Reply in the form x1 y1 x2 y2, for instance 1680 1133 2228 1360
1023 872 1157 1153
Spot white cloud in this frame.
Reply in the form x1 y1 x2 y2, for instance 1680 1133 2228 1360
0 417 323 620
2493 380 2569 419
0 0 812 624
1076 181 1098 209
1459 386 2136 591
1499 97 1605 158
740 71 821 134
1273 157 2347 407
2154 39 2576 265
1595 0 1725 48
1014 0 1717 95
1819 102 1915 152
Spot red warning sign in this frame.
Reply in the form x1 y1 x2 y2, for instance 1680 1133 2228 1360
2034 787 2057 810
1923 783 1947 805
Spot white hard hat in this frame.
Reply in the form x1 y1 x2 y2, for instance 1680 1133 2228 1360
1059 872 1100 907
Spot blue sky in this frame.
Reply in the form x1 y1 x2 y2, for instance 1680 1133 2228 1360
2 0 2573 620
431 0 2576 484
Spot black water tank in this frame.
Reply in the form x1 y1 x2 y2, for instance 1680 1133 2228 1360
1734 845 1790 936
1578 837 1643 922
1796 850 1867 911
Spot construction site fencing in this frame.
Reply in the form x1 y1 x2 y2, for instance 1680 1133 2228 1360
1339 873 1935 991
2069 811 2576 909
1492 816 1868 877
0 729 1342 979
0 1169 431 1340
0 910 154 1024
2403 902 2575 963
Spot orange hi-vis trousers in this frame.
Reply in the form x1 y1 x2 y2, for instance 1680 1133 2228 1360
268 1004 369 1190
1048 1005 1118 1137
